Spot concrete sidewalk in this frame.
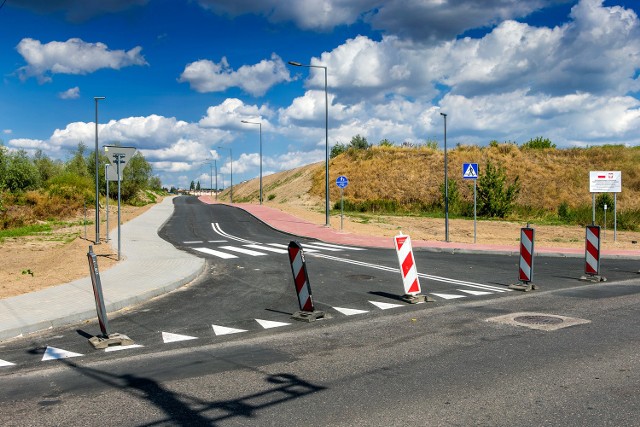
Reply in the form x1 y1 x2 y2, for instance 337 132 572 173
0 196 205 341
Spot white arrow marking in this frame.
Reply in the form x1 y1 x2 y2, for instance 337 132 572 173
162 332 198 343
0 359 16 367
105 344 144 353
458 289 492 296
431 292 467 300
369 301 404 310
333 306 369 316
255 319 291 329
212 325 248 336
42 346 83 361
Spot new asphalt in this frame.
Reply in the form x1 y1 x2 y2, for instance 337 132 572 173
0 195 637 341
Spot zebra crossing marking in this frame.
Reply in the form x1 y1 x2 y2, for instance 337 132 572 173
193 247 238 259
219 246 268 256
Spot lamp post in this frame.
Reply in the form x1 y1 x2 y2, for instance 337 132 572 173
94 96 105 244
440 112 449 242
288 60 329 227
217 146 233 203
241 120 263 204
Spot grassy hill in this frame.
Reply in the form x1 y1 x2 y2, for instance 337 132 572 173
221 144 640 229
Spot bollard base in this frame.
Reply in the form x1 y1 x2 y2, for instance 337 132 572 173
508 283 538 292
89 333 134 349
291 310 328 323
401 293 435 304
580 274 607 283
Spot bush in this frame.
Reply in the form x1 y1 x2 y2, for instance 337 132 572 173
521 136 556 149
558 201 571 221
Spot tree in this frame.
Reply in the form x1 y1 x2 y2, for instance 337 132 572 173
521 136 555 149
149 176 162 191
439 179 460 213
330 142 347 158
378 138 394 147
349 134 370 150
120 152 153 201
477 161 520 218
0 141 8 189
196 181 201 191
33 149 63 183
190 181 195 191
5 150 40 192
66 142 90 177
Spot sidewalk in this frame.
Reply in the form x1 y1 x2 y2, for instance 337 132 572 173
0 196 205 341
1 196 637 342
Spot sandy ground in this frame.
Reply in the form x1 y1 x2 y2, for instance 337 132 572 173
1 194 639 300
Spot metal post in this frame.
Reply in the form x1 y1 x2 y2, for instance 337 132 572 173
440 112 449 242
340 187 344 231
116 154 122 261
473 179 477 244
604 203 607 239
614 193 617 242
324 66 329 227
215 160 218 202
105 163 110 242
84 201 87 239
592 193 595 225
94 96 105 244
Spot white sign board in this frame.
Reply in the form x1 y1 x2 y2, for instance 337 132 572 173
104 145 136 170
106 165 122 182
589 171 621 193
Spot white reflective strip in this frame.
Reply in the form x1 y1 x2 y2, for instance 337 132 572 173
219 246 267 256
521 231 532 253
308 242 366 251
586 251 598 269
244 244 288 254
520 258 531 279
291 251 304 276
297 282 310 307
193 247 238 259
586 229 599 250
403 266 420 294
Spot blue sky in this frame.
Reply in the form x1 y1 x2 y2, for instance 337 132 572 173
1 0 639 189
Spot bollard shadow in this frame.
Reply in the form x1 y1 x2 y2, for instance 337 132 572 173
58 358 325 426
367 291 404 302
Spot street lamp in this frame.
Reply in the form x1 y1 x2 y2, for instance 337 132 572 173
217 146 233 203
241 120 263 204
94 96 106 244
202 160 216 199
440 112 449 243
288 60 330 227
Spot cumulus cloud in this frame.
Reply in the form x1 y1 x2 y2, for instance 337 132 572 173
58 86 80 99
179 53 291 96
16 38 148 83
9 0 149 22
199 98 273 129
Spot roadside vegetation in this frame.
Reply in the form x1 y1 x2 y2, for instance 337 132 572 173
230 135 640 231
0 140 165 232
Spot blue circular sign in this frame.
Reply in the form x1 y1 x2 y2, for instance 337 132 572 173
336 175 349 188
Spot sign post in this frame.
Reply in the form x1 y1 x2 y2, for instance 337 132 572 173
336 175 348 231
462 163 478 243
589 171 621 242
104 145 136 260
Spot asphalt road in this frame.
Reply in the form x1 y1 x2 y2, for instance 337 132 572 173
1 196 639 425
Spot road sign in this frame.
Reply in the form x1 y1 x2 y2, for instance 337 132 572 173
336 175 349 188
462 163 478 179
106 165 122 182
104 145 136 170
589 171 621 193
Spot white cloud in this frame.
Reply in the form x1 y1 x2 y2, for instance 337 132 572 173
16 38 148 83
179 53 291 96
2 129 12 135
58 86 80 99
199 98 273 129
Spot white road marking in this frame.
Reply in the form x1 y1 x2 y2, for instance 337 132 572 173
333 306 369 316
268 243 319 253
369 301 404 310
208 240 227 243
458 289 492 296
105 344 144 352
0 359 15 367
219 246 267 256
244 244 289 254
309 242 366 251
162 332 198 343
431 292 467 300
193 247 238 259
42 346 83 361
212 223 256 244
183 241 203 244
301 243 343 251
212 325 248 336
255 319 291 329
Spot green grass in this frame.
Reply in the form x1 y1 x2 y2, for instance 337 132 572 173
0 223 52 240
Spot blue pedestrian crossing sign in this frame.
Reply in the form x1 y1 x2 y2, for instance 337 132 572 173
336 175 349 188
462 163 479 179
